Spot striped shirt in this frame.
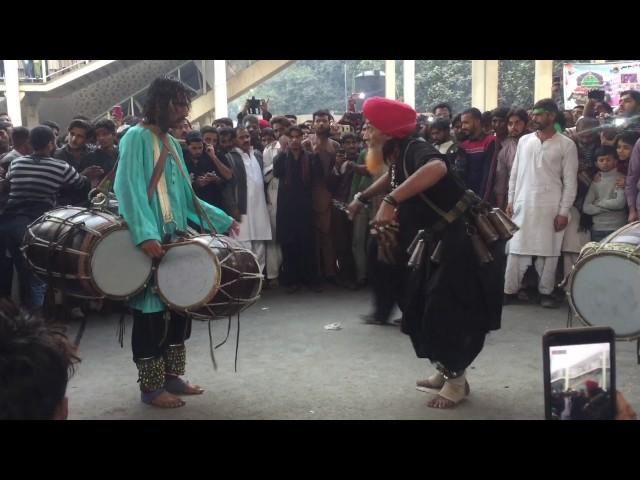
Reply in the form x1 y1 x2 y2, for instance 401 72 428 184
5 154 87 217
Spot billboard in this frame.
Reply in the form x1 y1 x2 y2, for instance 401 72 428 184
563 61 640 109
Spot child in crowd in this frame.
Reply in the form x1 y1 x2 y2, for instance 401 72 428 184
583 146 627 242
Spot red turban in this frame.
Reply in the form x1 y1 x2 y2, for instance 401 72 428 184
259 119 270 128
363 97 417 139
585 380 598 392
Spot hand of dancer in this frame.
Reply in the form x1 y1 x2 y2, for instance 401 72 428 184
228 220 241 237
140 240 164 259
346 199 363 221
375 200 396 226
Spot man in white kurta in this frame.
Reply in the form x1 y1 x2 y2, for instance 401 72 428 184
505 99 578 308
234 141 272 272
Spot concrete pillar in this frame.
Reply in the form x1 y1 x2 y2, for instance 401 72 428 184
24 102 40 128
471 60 499 111
534 60 554 102
3 60 22 126
403 60 415 108
385 60 396 100
213 60 228 119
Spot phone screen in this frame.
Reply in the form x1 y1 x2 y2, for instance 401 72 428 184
547 341 614 420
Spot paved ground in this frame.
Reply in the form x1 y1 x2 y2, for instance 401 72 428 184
66 286 640 420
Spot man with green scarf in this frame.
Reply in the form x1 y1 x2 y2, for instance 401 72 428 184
115 77 239 409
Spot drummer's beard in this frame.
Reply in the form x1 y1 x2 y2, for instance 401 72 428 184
366 146 385 175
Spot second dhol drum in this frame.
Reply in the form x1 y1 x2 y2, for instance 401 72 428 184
22 206 153 300
567 222 640 339
155 234 263 319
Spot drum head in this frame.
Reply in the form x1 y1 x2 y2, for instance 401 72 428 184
156 241 221 310
91 229 153 299
570 253 640 338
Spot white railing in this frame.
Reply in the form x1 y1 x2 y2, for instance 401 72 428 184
0 60 92 82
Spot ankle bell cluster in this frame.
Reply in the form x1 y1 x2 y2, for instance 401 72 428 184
164 344 186 376
136 356 165 392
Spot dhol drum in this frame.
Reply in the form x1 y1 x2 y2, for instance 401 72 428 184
155 234 262 319
22 206 153 300
567 222 640 339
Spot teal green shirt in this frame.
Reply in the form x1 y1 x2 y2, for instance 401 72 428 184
114 125 233 313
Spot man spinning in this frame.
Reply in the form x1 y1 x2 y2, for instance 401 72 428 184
348 97 505 409
114 77 238 408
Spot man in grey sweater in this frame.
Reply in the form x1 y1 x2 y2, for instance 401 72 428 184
583 146 627 242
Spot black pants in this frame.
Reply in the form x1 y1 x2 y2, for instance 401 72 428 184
280 238 318 286
131 309 192 361
366 236 406 322
411 328 486 373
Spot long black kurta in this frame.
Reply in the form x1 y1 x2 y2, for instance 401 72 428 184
395 138 506 372
273 149 322 285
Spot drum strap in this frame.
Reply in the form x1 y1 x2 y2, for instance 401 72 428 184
149 135 174 226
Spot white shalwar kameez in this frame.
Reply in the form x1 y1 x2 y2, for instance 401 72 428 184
504 132 578 295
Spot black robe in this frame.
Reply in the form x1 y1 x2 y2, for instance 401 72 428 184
395 138 506 372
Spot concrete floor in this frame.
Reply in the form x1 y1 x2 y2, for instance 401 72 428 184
66 286 640 420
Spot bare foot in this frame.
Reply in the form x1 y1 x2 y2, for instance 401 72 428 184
149 391 186 408
426 381 470 409
165 375 204 395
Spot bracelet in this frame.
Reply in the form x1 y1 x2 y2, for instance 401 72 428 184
354 192 370 205
383 194 399 208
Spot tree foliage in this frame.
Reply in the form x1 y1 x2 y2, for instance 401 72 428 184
228 60 564 118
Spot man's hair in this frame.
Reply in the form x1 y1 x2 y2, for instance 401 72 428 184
615 131 640 148
576 116 599 132
94 118 116 136
432 102 452 115
214 117 234 128
30 125 56 151
533 98 559 113
506 108 529 125
594 145 617 160
143 77 192 127
286 125 303 137
186 130 203 144
68 119 93 135
430 118 451 132
620 90 640 103
481 111 493 128
41 120 60 132
260 127 275 138
200 125 218 136
270 116 291 128
72 115 90 122
242 114 259 126
0 112 8 117
461 108 482 120
284 114 298 123
340 132 359 144
491 107 510 120
0 122 11 133
312 109 333 122
573 104 585 110
0 299 79 420
451 113 462 125
218 127 237 140
11 126 30 148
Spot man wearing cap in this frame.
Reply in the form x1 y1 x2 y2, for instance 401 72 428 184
347 97 505 409
505 98 578 308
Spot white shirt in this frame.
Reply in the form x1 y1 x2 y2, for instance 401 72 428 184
234 147 272 242
507 132 578 256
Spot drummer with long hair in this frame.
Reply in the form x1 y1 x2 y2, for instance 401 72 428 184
114 77 239 409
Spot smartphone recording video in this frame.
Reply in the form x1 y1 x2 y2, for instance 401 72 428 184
543 327 615 420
